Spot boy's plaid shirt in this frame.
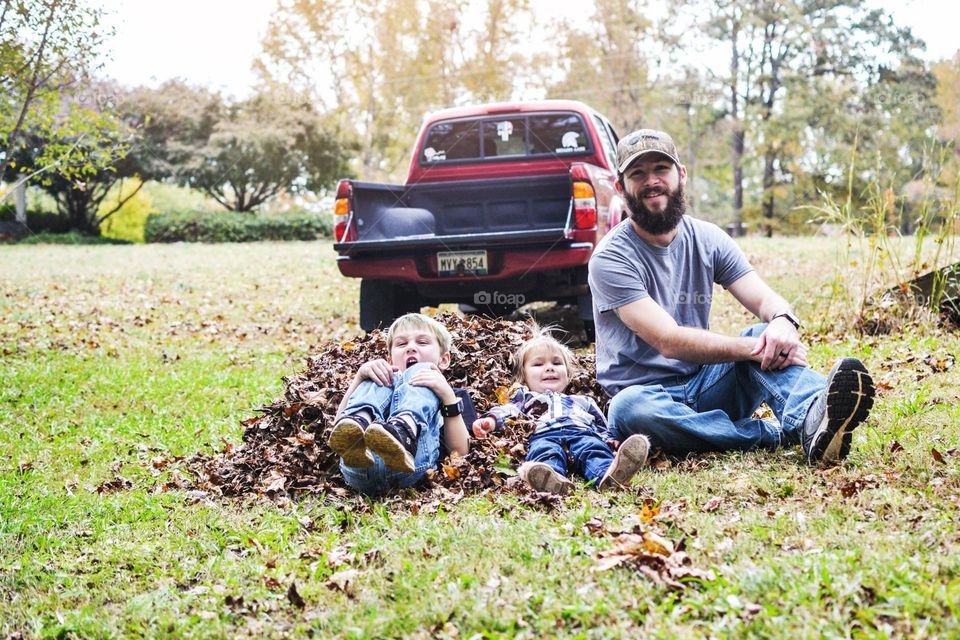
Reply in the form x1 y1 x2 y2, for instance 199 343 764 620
483 386 609 437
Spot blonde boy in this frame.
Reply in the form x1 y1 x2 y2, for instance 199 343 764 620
472 330 649 494
330 313 473 495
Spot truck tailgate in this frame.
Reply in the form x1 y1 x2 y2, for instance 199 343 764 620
334 174 572 252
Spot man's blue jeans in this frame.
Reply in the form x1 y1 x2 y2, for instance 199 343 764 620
339 362 441 495
526 426 614 484
608 324 827 454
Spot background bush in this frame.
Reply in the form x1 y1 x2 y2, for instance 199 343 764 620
16 231 132 245
144 210 332 243
99 179 153 243
0 205 73 233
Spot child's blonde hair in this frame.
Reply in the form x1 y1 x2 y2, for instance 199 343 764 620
386 313 453 355
512 325 578 385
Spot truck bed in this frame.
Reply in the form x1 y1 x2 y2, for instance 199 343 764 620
334 174 573 252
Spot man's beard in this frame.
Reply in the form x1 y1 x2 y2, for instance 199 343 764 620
624 184 686 235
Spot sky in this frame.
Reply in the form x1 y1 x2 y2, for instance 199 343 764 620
98 0 960 98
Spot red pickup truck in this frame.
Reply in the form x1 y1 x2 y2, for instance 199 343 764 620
332 100 626 332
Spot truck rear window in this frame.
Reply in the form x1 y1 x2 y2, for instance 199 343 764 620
420 113 591 164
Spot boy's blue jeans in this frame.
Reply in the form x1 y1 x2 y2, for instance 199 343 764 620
339 362 441 496
608 324 827 454
526 427 614 484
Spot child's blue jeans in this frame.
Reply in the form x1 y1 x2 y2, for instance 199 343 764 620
339 362 441 496
526 426 614 485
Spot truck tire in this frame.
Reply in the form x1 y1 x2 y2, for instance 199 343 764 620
360 280 423 332
582 319 596 343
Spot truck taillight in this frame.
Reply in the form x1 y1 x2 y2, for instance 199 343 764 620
572 181 597 229
333 179 356 242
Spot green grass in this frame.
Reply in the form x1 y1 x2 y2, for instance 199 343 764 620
2 239 959 638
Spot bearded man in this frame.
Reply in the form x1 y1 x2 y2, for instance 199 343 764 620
588 129 875 465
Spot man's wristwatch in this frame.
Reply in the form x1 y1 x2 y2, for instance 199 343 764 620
771 311 801 330
439 397 463 418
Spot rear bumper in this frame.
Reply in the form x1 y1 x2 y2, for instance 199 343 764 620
335 243 594 287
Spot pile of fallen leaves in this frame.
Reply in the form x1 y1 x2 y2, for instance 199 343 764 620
588 500 716 591
184 312 606 502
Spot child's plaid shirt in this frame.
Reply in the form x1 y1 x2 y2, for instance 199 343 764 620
483 386 609 438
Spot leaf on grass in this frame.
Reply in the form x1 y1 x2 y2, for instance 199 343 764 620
287 581 305 609
652 457 673 471
583 517 606 535
932 447 945 463
890 440 904 454
326 568 359 595
263 576 281 590
95 475 132 494
640 500 660 522
326 545 355 569
702 496 723 512
641 531 674 556
924 353 954 373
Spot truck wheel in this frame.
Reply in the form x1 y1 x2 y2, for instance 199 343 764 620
583 319 596 343
360 280 397 331
359 280 423 332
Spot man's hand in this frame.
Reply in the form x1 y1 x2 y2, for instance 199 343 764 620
356 358 396 386
751 318 808 370
471 416 496 438
407 363 457 405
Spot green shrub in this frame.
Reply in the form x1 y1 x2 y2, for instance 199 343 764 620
16 231 131 245
99 180 153 243
144 210 332 243
0 207 73 233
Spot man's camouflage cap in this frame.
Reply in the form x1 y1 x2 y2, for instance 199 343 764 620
616 129 681 174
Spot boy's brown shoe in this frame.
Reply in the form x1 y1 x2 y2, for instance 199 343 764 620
329 415 374 468
597 434 650 490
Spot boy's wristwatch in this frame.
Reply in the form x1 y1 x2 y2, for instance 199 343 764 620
771 311 801 329
439 398 463 418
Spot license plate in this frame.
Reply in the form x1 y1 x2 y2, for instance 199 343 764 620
437 250 488 276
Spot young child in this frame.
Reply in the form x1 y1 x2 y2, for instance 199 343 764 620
472 330 649 494
330 313 475 496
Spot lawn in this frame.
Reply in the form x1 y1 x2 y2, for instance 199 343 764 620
1 239 959 639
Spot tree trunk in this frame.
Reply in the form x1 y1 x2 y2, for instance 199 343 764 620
61 185 98 234
730 22 744 237
684 103 697 216
762 150 775 237
14 180 26 224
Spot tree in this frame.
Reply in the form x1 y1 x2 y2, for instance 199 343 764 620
694 0 936 235
545 0 657 132
256 0 542 182
0 0 108 197
933 51 960 184
183 91 348 211
123 82 349 212
14 95 144 233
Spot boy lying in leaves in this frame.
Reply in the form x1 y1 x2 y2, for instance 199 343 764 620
471 328 649 495
328 313 476 496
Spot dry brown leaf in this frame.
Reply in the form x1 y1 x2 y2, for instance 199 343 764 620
326 568 360 594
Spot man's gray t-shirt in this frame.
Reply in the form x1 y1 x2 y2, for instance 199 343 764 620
588 216 753 396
